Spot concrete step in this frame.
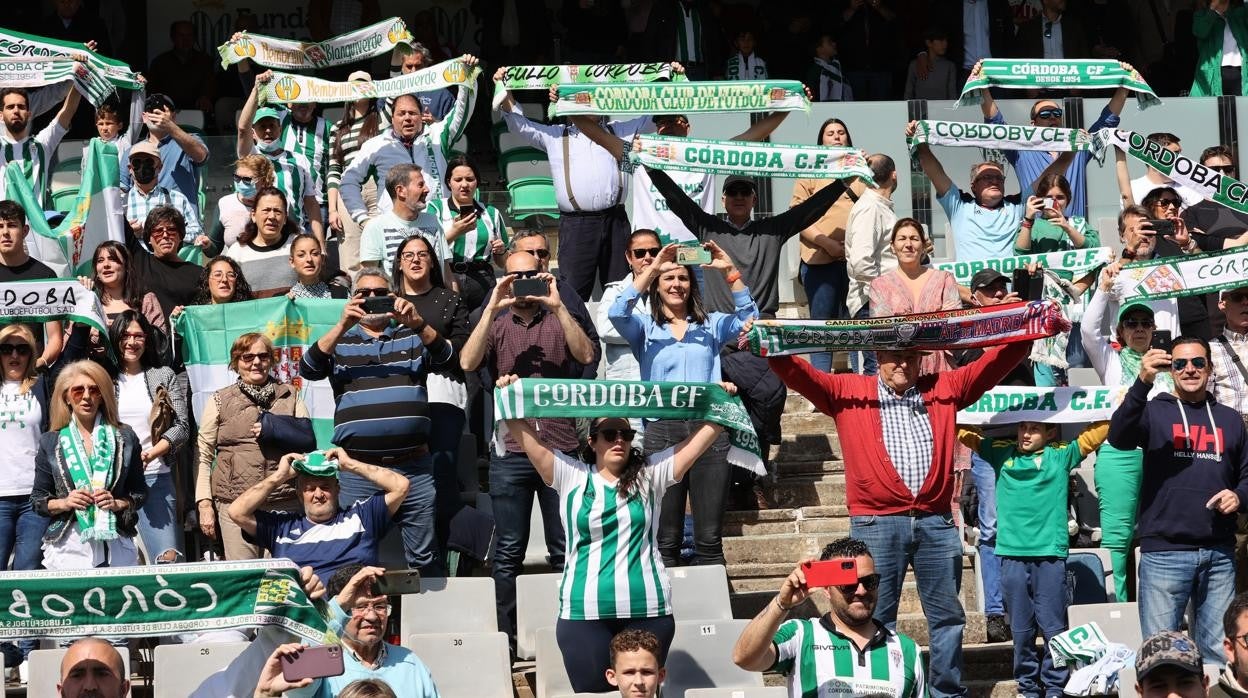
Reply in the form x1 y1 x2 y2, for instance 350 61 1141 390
769 474 847 509
784 390 816 414
778 411 838 435
728 564 979 617
966 680 1021 698
772 458 844 475
722 531 851 565
774 432 841 463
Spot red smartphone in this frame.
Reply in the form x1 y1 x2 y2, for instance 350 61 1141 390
801 558 859 588
281 645 345 682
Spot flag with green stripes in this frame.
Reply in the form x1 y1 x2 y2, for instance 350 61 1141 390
173 297 347 448
4 139 123 277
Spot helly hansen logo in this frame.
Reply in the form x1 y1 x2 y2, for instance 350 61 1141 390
1172 424 1225 453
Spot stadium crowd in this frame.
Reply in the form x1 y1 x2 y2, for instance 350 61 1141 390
8 1 1248 697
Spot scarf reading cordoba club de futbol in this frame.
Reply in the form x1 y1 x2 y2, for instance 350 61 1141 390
549 79 809 117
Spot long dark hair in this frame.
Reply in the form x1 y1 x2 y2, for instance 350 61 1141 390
815 118 853 147
92 241 144 309
109 309 163 370
194 256 255 305
239 187 299 247
580 421 646 500
1033 172 1072 200
392 235 446 293
649 265 708 326
332 100 380 165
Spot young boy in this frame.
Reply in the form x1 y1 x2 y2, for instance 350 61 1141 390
604 630 665 698
958 419 1109 698
904 27 958 100
725 29 768 81
87 102 133 166
805 33 852 101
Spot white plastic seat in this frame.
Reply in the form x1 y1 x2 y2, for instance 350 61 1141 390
536 625 572 698
28 647 132 698
516 572 562 660
406 632 511 698
1067 602 1142 653
398 576 497 637
177 109 205 129
154 642 249 698
663 620 761 697
669 565 732 621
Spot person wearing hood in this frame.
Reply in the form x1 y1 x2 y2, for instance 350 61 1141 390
1108 335 1248 666
1212 593 1248 697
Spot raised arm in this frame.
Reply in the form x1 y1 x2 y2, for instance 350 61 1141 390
501 413 555 484
733 562 811 672
227 453 299 536
731 110 790 142
329 448 410 514
569 115 626 161
435 55 480 154
461 275 514 371
1115 148 1135 207
1080 267 1118 380
55 80 83 131
1076 420 1111 457
906 121 954 196
646 166 723 240
236 71 271 158
671 422 726 481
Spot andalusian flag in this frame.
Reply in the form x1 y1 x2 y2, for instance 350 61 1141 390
173 297 346 448
4 139 124 276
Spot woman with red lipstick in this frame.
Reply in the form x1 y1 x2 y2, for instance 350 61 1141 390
288 234 349 299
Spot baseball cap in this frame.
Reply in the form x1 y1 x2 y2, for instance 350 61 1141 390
253 107 282 125
723 176 756 194
1221 285 1248 299
144 93 176 113
1135 630 1202 681
347 70 372 83
292 451 339 478
129 141 162 162
1117 301 1155 322
970 269 1008 292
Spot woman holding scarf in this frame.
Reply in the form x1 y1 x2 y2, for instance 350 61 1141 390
425 156 508 310
31 360 146 570
609 240 757 568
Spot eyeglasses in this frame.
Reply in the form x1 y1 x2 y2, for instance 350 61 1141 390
232 174 254 184
349 602 392 617
149 226 181 239
0 343 31 357
631 247 661 259
121 332 146 342
1155 198 1182 208
522 248 551 260
355 288 389 297
1209 164 1237 174
1034 107 1063 120
1172 357 1208 371
400 250 431 261
1122 318 1154 329
209 271 238 281
238 352 271 364
594 428 637 443
836 573 881 596
69 385 102 400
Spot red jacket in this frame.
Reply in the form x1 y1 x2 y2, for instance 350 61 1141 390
770 342 1030 516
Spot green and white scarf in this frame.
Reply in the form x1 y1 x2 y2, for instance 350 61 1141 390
492 63 686 108
908 120 1106 160
0 57 116 107
1114 245 1248 302
935 247 1112 287
0 560 330 642
0 28 142 90
219 17 412 70
746 300 1068 356
630 134 875 182
956 59 1161 109
1119 347 1175 391
494 379 764 475
957 386 1121 425
1103 129 1248 215
550 79 809 117
59 416 118 541
260 59 480 105
1050 623 1112 668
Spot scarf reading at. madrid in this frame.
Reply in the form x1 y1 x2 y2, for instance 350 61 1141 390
550 80 809 117
956 60 1161 110
494 379 764 476
218 17 413 70
630 134 875 181
746 300 1068 356
0 560 329 641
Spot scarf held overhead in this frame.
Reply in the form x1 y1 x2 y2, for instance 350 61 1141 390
956 59 1160 109
0 28 142 90
1115 245 1248 302
936 247 1113 286
956 386 1122 425
1105 129 1248 216
494 378 764 476
492 63 686 108
259 59 480 105
0 57 116 107
218 17 412 70
0 560 329 641
907 120 1106 162
631 134 875 181
550 79 810 117
746 300 1069 356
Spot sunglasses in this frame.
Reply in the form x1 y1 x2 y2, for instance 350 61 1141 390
1155 198 1182 208
1224 292 1248 303
149 226 181 239
594 428 637 443
1034 107 1063 120
355 288 389 297
836 573 881 596
512 270 540 279
724 186 754 196
523 249 551 260
0 343 31 357
1122 318 1154 329
1172 357 1208 371
631 247 661 259
69 385 102 400
232 174 254 184
238 352 271 364
1209 164 1237 174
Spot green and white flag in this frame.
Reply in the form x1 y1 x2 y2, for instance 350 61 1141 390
1103 129 1248 216
550 79 810 117
957 386 1121 426
0 279 109 337
0 28 142 90
173 297 347 448
908 120 1105 159
494 378 764 476
0 57 115 107
4 139 124 276
260 58 480 105
219 17 413 70
1115 245 1248 302
956 59 1161 109
935 247 1113 286
0 560 329 642
631 134 875 182
1050 622 1112 668
493 63 686 108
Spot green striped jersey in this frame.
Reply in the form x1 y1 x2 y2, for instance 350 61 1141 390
262 149 313 227
551 448 677 621
771 618 927 698
0 120 68 209
425 197 509 263
280 114 332 205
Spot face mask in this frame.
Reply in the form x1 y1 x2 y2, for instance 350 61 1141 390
235 180 257 198
257 139 283 155
131 160 157 185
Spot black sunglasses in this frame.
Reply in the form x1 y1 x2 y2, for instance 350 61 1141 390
1209 164 1237 174
594 428 637 443
1034 107 1063 120
1122 318 1154 329
1155 197 1182 208
523 249 551 260
355 288 389 297
724 186 754 196
631 247 661 259
836 573 881 595
0 344 31 357
1172 357 1208 371
511 269 540 279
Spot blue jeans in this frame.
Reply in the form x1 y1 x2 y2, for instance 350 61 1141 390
489 450 567 641
852 513 967 698
1138 545 1235 666
137 471 183 563
339 453 441 575
848 304 878 376
800 261 849 373
969 453 1004 615
1000 557 1069 697
0 495 47 665
1066 322 1089 369
427 402 467 566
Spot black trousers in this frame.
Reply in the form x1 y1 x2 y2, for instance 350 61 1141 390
556 205 631 301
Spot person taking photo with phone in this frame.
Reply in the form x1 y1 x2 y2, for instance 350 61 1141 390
732 537 926 697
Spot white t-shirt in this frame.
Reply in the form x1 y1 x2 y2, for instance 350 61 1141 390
117 372 166 475
629 167 712 244
0 380 41 495
360 210 448 278
215 194 252 250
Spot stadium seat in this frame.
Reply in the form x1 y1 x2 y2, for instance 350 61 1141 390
406 631 512 698
536 625 574 698
399 576 497 637
670 564 733 621
1067 602 1142 652
517 572 562 659
153 642 249 698
507 176 560 222
55 139 85 165
51 187 79 215
1067 551 1110 605
51 157 82 192
1066 367 1102 387
28 647 132 698
1068 547 1116 602
1117 667 1138 698
178 109 205 130
685 689 789 698
663 620 762 697
504 156 554 183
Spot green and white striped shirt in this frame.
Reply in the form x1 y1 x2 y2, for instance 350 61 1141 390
725 53 768 81
261 148 313 228
772 618 927 698
426 197 509 263
0 120 68 209
551 448 677 621
280 114 332 205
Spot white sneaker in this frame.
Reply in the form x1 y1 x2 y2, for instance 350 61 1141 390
17 660 28 685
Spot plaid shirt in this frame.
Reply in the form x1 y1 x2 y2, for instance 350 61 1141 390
877 377 935 496
1211 328 1248 415
125 185 202 242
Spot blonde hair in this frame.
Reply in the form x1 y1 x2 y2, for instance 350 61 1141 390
235 154 275 190
0 324 38 393
50 360 119 431
228 332 275 373
338 680 397 698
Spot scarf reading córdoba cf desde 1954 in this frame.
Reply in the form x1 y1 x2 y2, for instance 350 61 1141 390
956 59 1161 109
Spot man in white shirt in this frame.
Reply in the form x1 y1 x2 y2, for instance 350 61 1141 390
0 84 81 209
359 163 452 285
844 154 898 376
1128 132 1204 209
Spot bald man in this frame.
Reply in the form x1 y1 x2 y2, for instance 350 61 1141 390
58 637 128 698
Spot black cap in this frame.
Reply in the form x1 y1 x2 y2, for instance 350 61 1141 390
144 93 176 113
970 269 1009 291
723 176 756 194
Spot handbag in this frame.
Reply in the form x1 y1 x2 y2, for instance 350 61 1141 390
257 412 317 453
149 385 175 442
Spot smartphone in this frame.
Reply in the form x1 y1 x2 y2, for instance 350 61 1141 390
281 645 345 682
1150 329 1173 354
1039 197 1055 218
675 243 712 266
456 202 480 217
1146 218 1175 237
1012 269 1044 301
361 295 396 315
801 558 859 588
374 569 421 596
512 277 549 298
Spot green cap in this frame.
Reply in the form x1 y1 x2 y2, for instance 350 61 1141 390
292 451 339 478
1117 301 1154 323
253 107 282 125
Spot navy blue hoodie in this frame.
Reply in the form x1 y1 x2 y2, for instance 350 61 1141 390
1108 377 1248 552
